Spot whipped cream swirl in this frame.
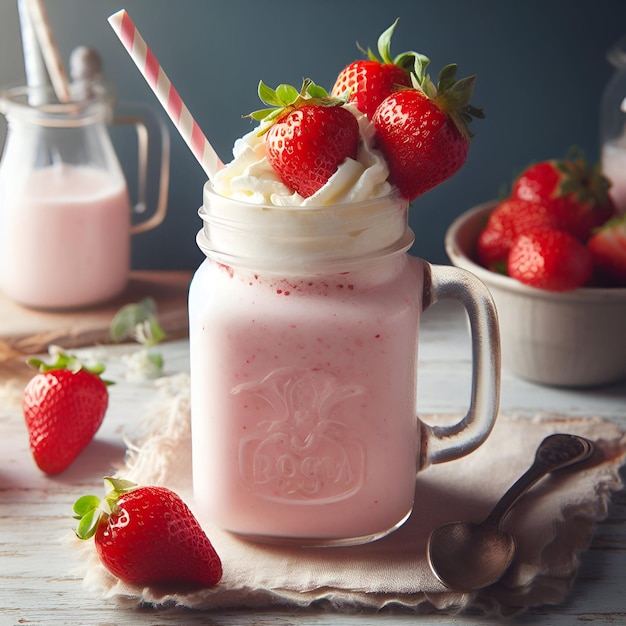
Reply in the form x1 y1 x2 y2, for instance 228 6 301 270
212 104 392 206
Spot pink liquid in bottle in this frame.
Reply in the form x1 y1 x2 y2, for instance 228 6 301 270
0 164 131 309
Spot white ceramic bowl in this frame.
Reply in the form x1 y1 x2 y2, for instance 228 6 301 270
445 201 626 388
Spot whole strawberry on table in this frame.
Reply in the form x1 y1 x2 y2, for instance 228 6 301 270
476 152 626 291
74 477 222 588
22 348 111 475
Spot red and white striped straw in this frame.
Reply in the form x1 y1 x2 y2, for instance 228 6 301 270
108 9 222 181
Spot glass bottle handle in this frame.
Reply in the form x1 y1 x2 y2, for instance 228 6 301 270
113 105 170 235
419 263 501 468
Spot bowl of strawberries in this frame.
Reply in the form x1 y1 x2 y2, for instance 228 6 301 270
445 152 626 388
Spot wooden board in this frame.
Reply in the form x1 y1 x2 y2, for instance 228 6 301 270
0 270 191 360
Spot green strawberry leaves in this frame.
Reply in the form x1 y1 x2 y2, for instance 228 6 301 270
73 477 139 540
110 297 166 379
555 148 613 204
249 79 348 131
410 58 485 140
109 297 166 348
73 494 103 540
27 347 113 385
358 18 429 74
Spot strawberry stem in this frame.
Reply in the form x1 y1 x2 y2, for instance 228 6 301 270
410 59 485 140
27 347 113 385
73 494 103 539
73 477 139 540
557 148 613 205
357 18 430 74
248 78 348 132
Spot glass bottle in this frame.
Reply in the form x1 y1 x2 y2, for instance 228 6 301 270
600 35 626 212
0 83 169 309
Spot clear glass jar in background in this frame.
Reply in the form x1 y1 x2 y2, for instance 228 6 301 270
601 35 626 212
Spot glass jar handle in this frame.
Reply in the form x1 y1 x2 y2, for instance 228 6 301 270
113 104 170 235
419 263 501 468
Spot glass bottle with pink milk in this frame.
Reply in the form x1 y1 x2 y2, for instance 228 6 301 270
0 82 169 310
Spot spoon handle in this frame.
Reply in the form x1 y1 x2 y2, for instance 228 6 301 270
484 434 594 527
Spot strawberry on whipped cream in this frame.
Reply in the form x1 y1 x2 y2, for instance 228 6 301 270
212 104 392 206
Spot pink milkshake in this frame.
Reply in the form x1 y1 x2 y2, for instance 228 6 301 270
190 188 423 542
188 76 498 545
189 181 500 545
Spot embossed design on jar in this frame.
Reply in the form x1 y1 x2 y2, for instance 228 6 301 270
233 367 367 503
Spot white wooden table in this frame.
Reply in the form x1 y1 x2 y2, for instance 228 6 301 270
1 300 625 625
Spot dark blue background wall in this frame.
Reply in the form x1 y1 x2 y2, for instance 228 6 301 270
1 0 625 270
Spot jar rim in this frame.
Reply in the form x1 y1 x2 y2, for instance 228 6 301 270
197 182 413 272
0 83 115 127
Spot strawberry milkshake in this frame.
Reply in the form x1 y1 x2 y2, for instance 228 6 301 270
189 95 498 544
188 25 498 545
190 186 423 543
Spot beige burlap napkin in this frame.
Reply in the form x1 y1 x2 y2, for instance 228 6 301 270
73 373 626 617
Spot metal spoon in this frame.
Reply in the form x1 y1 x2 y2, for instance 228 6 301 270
426 433 595 592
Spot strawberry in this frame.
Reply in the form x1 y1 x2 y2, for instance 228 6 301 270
249 79 359 198
23 349 111 475
372 59 484 201
587 213 626 286
330 19 426 119
507 228 594 292
476 197 560 271
74 477 222 588
511 152 617 241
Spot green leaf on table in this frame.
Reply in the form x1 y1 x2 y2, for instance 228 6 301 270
109 297 166 346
